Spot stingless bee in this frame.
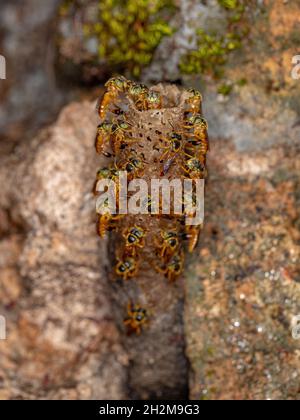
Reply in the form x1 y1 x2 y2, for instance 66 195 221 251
124 303 148 335
159 132 184 175
117 154 145 180
185 135 209 161
115 256 139 281
182 225 202 253
155 251 184 282
155 230 179 260
96 166 119 181
97 214 124 238
185 88 202 114
146 90 163 110
123 225 146 256
111 119 138 154
184 114 208 139
95 122 116 154
127 82 149 111
181 157 207 179
98 76 130 119
188 115 209 156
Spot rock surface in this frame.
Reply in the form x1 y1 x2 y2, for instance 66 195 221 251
185 141 300 400
0 0 300 401
1 98 299 400
0 0 64 149
0 99 188 400
0 101 128 400
146 0 300 151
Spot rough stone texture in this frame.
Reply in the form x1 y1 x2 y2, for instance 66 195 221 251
0 101 128 400
145 0 300 151
185 141 300 400
143 0 224 82
0 100 299 400
0 0 64 149
0 97 189 400
0 0 300 401
205 0 300 151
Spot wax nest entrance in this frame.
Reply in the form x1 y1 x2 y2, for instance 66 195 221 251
94 76 209 335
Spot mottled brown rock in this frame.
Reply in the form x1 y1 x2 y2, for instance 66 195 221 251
185 141 300 400
0 101 128 400
0 0 64 148
1 95 299 400
0 96 189 400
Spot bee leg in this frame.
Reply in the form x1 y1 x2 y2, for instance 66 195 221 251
160 244 167 260
159 149 170 163
154 264 167 276
183 151 195 159
180 165 190 176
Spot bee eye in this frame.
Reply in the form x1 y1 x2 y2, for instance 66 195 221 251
119 265 126 273
128 235 136 244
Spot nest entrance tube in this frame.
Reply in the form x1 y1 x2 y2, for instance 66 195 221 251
95 78 208 399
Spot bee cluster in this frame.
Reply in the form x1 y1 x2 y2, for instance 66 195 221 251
94 76 209 334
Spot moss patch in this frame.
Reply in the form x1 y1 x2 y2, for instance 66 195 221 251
83 0 176 78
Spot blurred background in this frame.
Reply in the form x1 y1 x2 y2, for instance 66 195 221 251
0 0 299 400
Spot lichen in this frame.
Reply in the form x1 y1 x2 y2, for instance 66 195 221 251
83 0 176 78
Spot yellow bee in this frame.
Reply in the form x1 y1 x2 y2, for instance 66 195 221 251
185 88 202 114
185 135 209 161
97 214 123 238
98 76 130 119
96 166 119 181
117 154 145 180
124 303 148 335
183 225 202 253
184 115 209 163
181 157 207 179
123 226 146 256
95 122 115 154
127 82 149 111
146 90 163 110
111 120 137 154
184 114 208 138
160 132 183 175
115 257 139 281
156 230 179 260
156 252 184 282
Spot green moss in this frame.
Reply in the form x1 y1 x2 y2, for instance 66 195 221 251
180 29 241 77
218 82 233 96
237 77 247 87
218 0 245 21
180 0 248 78
84 0 176 78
